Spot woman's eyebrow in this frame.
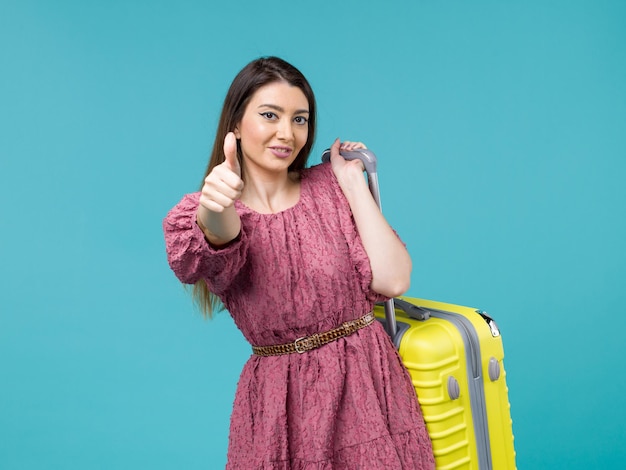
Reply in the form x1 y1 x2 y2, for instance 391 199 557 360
257 104 310 114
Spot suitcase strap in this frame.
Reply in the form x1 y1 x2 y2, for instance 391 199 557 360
252 312 375 357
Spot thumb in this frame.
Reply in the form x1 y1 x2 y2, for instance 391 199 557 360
329 137 342 163
223 132 241 176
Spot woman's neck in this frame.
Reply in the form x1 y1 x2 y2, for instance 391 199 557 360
240 170 301 214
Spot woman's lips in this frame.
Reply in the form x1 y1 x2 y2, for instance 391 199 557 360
269 147 293 158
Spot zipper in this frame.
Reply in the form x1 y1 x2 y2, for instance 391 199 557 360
428 309 493 470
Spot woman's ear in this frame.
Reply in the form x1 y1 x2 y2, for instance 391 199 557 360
233 126 241 139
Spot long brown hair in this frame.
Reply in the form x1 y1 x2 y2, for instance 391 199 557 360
191 56 318 318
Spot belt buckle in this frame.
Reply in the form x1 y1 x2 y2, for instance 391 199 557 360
294 333 320 353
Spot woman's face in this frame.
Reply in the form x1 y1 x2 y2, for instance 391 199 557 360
234 81 309 178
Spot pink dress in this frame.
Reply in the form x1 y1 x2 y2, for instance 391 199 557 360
163 163 434 469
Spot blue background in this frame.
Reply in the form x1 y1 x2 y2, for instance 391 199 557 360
1 0 625 468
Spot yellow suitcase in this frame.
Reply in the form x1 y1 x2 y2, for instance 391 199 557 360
374 297 516 470
323 147 516 468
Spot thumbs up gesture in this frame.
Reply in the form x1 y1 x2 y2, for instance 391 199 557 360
222 131 241 177
199 132 244 213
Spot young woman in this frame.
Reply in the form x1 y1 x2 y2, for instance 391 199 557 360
163 56 434 469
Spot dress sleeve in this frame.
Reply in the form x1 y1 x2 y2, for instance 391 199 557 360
315 163 391 305
350 228 390 305
162 192 249 294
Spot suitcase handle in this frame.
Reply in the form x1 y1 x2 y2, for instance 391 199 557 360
321 148 378 175
393 298 431 321
321 148 382 209
322 146 397 336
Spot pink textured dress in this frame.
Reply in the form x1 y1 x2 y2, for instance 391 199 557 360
163 163 434 469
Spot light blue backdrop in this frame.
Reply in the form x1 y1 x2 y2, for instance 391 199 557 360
1 0 624 468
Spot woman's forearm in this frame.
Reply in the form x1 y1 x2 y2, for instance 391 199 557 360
343 177 412 298
196 204 241 248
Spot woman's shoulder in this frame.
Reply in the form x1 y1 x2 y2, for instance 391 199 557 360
301 162 335 189
303 161 332 177
165 191 199 214
299 162 348 212
178 191 201 205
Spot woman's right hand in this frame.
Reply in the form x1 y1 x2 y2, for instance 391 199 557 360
196 132 243 246
199 132 244 213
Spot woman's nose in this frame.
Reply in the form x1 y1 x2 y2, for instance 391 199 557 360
276 119 294 141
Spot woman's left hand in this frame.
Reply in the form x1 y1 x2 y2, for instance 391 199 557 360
329 138 368 194
339 140 367 152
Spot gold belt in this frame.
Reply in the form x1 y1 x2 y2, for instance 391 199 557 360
251 312 375 357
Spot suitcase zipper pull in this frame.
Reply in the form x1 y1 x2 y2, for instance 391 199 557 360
477 310 501 337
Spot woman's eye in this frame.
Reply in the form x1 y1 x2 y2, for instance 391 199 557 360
260 112 277 120
294 116 308 125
